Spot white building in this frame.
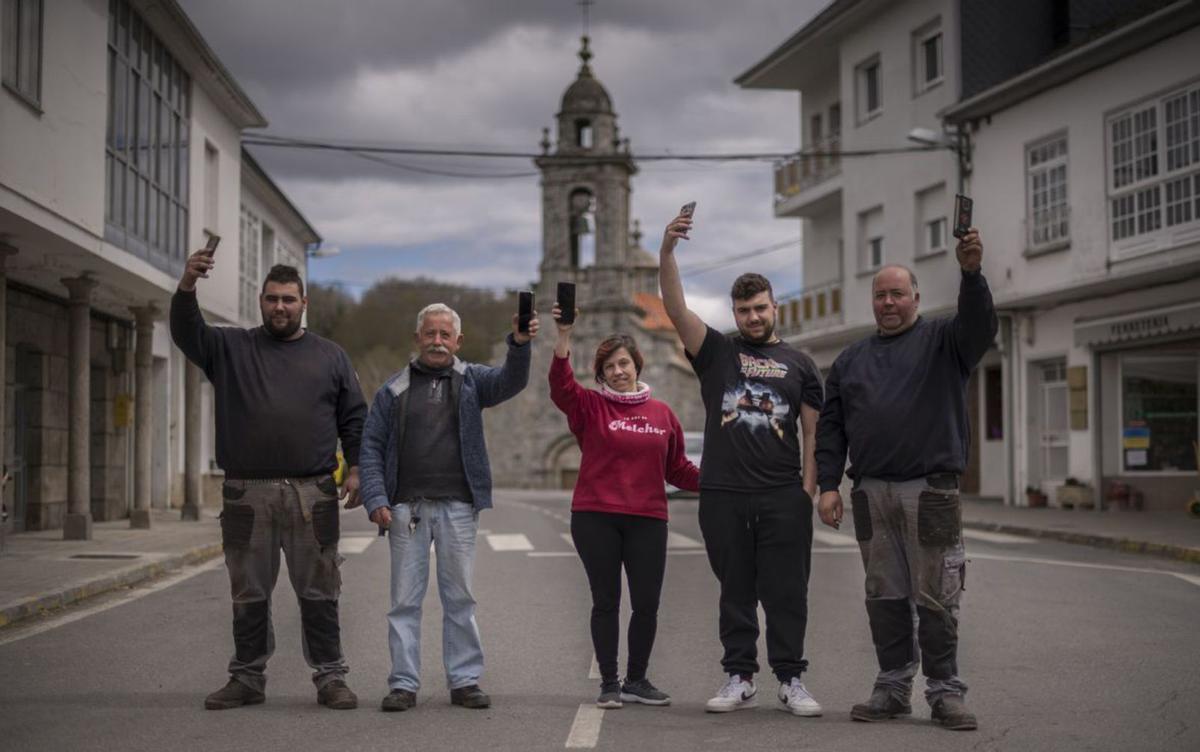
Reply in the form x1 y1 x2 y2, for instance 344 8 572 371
736 0 1199 508
1 0 318 535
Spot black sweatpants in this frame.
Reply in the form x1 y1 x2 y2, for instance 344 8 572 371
570 511 668 684
698 484 813 682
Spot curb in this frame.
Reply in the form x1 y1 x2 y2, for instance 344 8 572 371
962 519 1200 565
0 542 223 629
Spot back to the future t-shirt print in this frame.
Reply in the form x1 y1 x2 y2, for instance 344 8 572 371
720 353 791 441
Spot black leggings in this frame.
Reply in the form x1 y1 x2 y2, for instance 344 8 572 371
570 511 668 684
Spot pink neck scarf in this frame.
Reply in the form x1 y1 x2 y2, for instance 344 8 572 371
600 381 652 405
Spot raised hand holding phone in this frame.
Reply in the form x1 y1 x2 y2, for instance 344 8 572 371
178 238 219 291
661 201 696 255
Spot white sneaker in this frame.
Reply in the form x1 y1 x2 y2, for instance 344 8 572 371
705 674 758 713
777 677 822 717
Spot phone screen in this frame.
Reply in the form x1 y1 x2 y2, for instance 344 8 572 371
518 291 534 334
557 282 576 325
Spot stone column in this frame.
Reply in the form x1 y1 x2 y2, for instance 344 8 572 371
181 359 202 521
61 275 98 540
128 304 157 529
0 242 16 532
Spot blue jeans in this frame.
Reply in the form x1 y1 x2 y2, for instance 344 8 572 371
386 499 482 692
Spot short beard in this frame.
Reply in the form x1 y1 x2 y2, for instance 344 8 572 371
263 316 301 340
739 320 776 345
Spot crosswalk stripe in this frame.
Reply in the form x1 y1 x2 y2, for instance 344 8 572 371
486 533 533 552
565 704 605 748
561 533 576 549
338 537 375 555
589 654 600 680
1171 573 1200 588
812 530 857 546
666 531 702 549
962 529 1036 544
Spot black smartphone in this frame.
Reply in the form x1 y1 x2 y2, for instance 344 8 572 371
953 194 973 239
204 234 221 253
518 290 534 334
680 201 697 217
557 282 576 325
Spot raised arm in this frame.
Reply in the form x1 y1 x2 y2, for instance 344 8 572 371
169 247 222 371
950 228 999 370
547 303 590 425
472 312 539 408
658 212 708 356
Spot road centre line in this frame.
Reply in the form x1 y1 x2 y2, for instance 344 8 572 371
486 534 533 552
1170 572 1200 588
565 704 605 748
962 529 1036 544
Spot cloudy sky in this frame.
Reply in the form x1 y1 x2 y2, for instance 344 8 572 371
178 0 829 328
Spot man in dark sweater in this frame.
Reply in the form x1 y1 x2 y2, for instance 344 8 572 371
815 229 997 731
170 248 367 711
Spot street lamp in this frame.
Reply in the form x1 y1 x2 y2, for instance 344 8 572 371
907 125 971 194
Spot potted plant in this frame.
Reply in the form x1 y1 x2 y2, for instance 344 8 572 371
1024 485 1048 508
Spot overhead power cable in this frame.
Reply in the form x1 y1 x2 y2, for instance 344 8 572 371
679 238 799 277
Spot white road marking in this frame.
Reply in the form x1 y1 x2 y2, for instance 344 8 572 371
338 536 375 555
528 551 576 558
589 654 600 680
812 530 857 546
486 533 534 552
565 704 605 748
561 533 576 549
666 531 703 549
477 529 491 536
0 557 225 647
962 529 1036 544
1170 573 1200 588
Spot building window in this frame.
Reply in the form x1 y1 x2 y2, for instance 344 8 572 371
856 56 881 123
913 21 942 94
575 119 593 149
1039 360 1069 480
1108 83 1200 250
1120 356 1198 473
239 207 261 322
915 182 947 257
105 0 190 271
1026 133 1069 250
858 206 883 271
1 0 42 107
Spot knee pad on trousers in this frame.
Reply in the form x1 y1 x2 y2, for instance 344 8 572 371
232 600 270 664
916 604 958 680
299 598 343 665
866 598 914 672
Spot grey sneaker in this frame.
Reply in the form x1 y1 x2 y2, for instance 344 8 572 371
204 678 265 710
931 694 978 731
851 687 912 722
380 689 417 712
620 677 671 706
597 681 623 709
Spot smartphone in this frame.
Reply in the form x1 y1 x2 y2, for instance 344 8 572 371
557 282 576 325
952 194 973 239
204 234 221 253
517 290 534 334
680 201 697 217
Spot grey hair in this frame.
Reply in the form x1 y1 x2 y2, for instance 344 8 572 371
415 303 462 335
872 265 918 291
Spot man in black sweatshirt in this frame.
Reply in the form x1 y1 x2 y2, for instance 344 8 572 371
815 229 996 732
171 247 367 711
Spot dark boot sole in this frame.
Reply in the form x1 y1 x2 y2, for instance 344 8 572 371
381 703 414 712
850 706 912 722
451 697 491 709
204 695 265 710
318 697 358 709
935 718 978 731
619 692 671 706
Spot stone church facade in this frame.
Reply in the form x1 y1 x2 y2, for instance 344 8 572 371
484 38 705 490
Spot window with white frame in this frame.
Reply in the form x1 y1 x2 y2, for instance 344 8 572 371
1 0 42 107
1108 82 1200 250
856 56 881 123
858 206 884 271
912 20 942 94
1026 133 1069 250
915 182 948 257
239 207 262 322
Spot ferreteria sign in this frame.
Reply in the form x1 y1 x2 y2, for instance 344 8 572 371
1075 301 1200 347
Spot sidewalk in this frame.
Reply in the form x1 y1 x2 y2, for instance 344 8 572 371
961 498 1200 564
0 509 221 628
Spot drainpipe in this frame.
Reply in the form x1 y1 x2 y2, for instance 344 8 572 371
998 312 1019 506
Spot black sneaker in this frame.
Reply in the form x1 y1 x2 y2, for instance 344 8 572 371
620 677 671 706
931 694 978 731
850 687 912 722
597 681 623 709
317 679 358 709
381 689 417 712
204 678 265 710
450 684 491 709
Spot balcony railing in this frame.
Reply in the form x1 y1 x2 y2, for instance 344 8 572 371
774 137 842 205
777 279 843 337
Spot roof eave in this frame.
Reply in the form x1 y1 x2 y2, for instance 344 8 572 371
734 0 861 90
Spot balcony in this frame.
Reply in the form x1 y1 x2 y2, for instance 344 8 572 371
777 279 844 337
773 137 842 218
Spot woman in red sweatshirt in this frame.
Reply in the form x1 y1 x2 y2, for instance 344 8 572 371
549 304 700 710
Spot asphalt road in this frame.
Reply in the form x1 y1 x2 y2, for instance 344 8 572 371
1 489 1198 751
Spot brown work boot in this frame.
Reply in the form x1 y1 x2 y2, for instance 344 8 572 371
381 689 417 712
450 684 491 709
931 694 978 730
317 679 358 710
204 678 265 710
850 686 912 722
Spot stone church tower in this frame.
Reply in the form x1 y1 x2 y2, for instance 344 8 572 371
484 37 703 490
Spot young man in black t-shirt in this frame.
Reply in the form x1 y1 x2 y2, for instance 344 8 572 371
659 210 824 717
